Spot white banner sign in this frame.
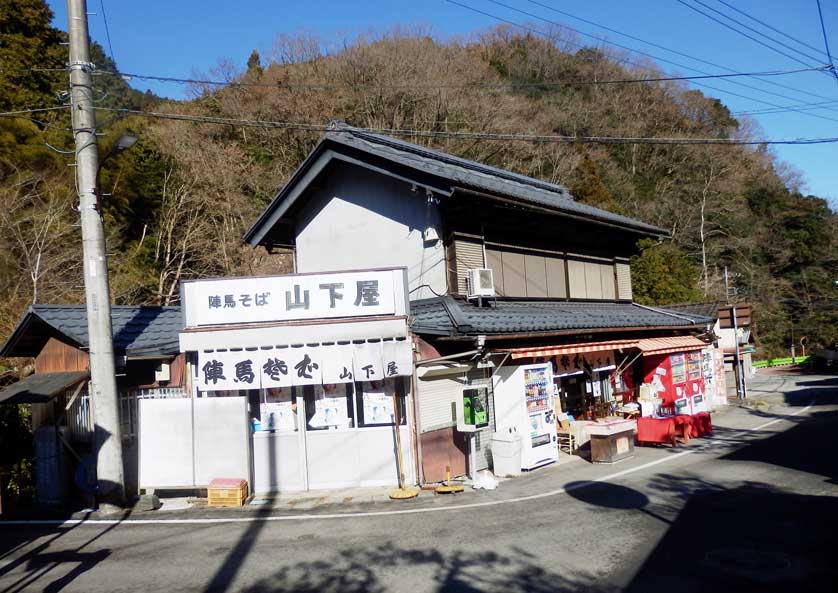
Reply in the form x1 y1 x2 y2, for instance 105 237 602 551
184 270 398 327
288 346 322 387
382 340 413 379
198 349 261 391
353 342 384 382
260 349 293 388
198 339 412 392
321 344 356 384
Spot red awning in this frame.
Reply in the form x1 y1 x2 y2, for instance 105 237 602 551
638 336 707 356
507 339 639 360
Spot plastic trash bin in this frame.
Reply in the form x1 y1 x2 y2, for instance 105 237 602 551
491 431 522 477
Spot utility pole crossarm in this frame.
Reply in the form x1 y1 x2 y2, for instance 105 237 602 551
67 0 126 507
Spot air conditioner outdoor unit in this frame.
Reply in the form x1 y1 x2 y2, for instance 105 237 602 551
467 268 495 298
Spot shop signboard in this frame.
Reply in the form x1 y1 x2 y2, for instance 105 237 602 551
197 340 412 392
552 350 615 376
182 269 401 328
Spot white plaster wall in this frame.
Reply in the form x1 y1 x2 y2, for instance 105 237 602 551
295 163 447 300
717 322 737 350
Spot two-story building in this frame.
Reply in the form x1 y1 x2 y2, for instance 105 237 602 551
3 124 716 503
242 123 713 483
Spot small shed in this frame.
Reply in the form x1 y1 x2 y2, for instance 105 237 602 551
0 305 185 500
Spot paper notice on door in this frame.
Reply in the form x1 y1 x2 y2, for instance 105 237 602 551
311 384 350 428
362 383 394 424
261 401 296 432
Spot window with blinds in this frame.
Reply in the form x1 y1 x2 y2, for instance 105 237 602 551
486 245 619 301
449 236 486 294
486 247 567 298
615 260 632 301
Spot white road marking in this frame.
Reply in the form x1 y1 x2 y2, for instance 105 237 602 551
0 403 814 527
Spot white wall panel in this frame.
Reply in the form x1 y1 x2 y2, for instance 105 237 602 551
193 397 250 487
294 163 447 300
139 399 194 489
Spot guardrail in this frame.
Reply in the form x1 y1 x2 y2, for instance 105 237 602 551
753 355 811 369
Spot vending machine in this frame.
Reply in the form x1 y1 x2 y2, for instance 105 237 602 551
493 363 559 470
642 350 706 414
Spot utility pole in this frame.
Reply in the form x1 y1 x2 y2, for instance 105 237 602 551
731 305 747 399
67 0 125 507
724 267 730 303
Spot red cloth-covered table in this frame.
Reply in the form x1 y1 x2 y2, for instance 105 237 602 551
674 414 696 441
693 411 713 436
636 417 676 446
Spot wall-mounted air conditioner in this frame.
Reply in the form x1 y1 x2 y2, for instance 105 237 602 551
467 268 495 298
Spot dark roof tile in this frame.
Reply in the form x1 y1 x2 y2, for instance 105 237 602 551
1 305 183 358
410 297 713 336
245 125 667 245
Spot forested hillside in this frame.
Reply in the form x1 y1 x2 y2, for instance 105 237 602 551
1 0 836 360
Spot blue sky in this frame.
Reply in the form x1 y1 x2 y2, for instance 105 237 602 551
47 1 838 205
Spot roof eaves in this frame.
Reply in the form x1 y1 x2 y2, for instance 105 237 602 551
245 135 456 248
452 186 667 237
450 323 710 340
243 137 332 247
0 307 35 358
341 128 666 237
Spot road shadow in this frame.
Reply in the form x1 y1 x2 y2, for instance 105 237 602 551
722 410 838 485
623 482 838 593
782 379 837 407
235 542 610 593
0 513 122 593
794 378 838 388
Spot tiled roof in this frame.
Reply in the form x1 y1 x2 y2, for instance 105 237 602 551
245 124 667 245
410 297 713 337
658 301 724 321
0 371 88 404
0 305 183 358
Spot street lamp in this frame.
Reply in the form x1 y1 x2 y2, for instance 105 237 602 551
101 135 138 162
95 135 138 209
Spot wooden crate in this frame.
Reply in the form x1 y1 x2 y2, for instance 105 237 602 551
207 478 248 508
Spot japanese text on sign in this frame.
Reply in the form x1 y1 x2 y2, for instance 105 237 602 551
552 351 615 376
197 340 412 391
183 270 401 327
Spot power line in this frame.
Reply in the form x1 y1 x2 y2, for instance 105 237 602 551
0 106 70 117
735 98 838 116
525 0 837 105
681 0 827 65
95 106 838 145
463 0 838 120
95 64 826 90
815 0 838 82
99 0 117 65
0 68 69 74
453 0 838 123
676 0 829 71
714 0 829 59
0 106 72 131
489 0 834 109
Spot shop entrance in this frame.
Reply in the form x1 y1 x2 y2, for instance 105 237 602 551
557 371 615 420
302 379 410 490
250 379 412 493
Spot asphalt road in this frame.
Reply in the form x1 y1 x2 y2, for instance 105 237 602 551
1 372 836 593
